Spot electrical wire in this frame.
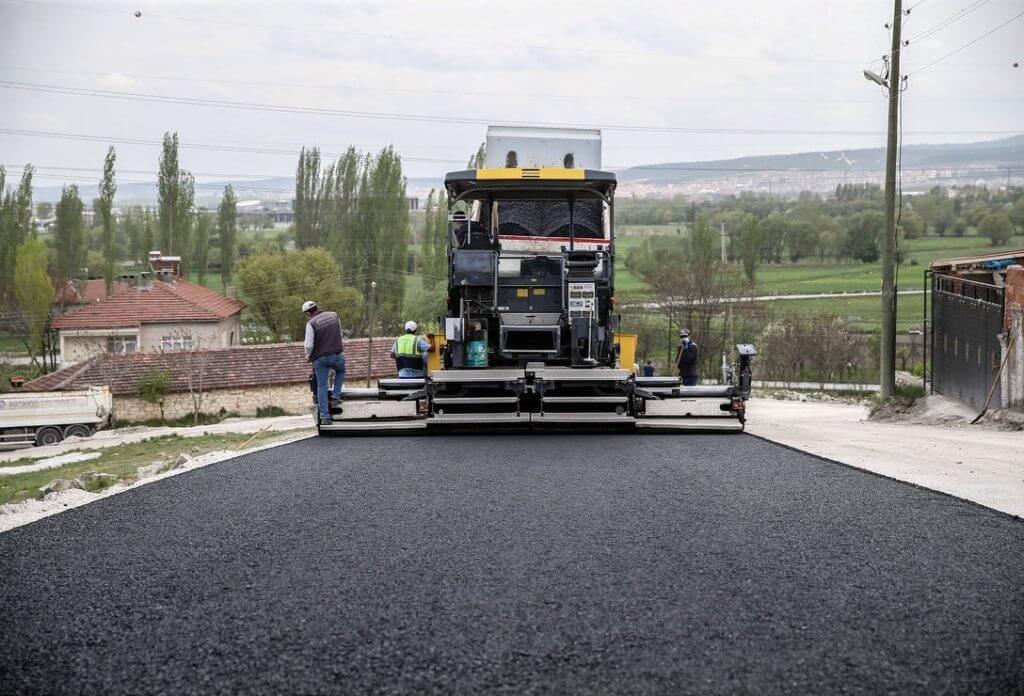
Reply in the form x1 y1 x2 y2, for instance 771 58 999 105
0 127 464 165
3 64 1015 104
905 0 993 43
910 7 1024 74
2 79 1021 137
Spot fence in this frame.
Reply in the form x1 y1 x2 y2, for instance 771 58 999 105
930 273 1005 409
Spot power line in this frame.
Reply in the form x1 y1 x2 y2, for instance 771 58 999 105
905 0 993 43
0 127 464 164
910 7 1024 74
2 80 1021 137
2 64 1016 104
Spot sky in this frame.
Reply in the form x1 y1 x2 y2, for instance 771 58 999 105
1 0 1022 195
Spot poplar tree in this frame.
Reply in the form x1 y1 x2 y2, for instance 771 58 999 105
54 185 86 285
98 146 118 295
175 171 195 274
467 143 486 168
157 132 179 253
294 147 322 249
0 165 34 302
292 144 409 331
194 213 211 285
217 185 237 288
421 189 447 290
141 208 154 262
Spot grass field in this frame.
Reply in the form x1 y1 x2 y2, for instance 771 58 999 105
0 430 289 506
752 295 924 332
614 226 1023 296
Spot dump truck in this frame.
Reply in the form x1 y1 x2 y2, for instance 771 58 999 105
0 386 112 447
316 126 754 434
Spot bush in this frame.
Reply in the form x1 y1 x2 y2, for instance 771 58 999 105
256 405 287 418
895 383 926 400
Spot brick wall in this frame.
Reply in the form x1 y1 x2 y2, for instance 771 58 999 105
1001 265 1024 409
1006 265 1024 329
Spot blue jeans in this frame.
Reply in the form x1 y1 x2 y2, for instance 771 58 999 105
682 375 698 387
313 353 346 419
397 368 425 378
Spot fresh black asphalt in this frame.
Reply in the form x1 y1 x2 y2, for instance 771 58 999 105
1 434 1022 694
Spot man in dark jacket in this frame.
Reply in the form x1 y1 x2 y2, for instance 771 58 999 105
303 300 346 425
675 328 700 386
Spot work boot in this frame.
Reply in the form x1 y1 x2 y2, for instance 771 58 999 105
319 416 333 426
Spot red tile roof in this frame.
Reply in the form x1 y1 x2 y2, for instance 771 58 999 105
54 279 128 306
51 280 245 330
22 338 397 395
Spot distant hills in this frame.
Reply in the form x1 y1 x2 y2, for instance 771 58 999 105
617 134 1024 185
31 134 1024 203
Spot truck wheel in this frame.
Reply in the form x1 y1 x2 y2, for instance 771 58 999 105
35 427 63 447
65 424 92 439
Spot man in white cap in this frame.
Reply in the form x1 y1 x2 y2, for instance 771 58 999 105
302 300 345 425
389 321 431 378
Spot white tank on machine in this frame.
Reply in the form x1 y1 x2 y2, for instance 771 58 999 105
485 126 602 170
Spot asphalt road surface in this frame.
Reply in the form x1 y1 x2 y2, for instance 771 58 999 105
2 434 1023 694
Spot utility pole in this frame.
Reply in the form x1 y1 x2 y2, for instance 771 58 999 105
879 0 903 401
366 280 377 387
720 222 727 263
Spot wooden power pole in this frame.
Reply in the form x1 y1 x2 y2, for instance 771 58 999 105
880 0 903 401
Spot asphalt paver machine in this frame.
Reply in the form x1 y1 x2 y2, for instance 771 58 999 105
317 127 754 434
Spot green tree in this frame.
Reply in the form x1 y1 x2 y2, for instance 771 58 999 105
157 132 179 253
142 208 154 261
13 237 53 366
784 220 819 262
193 213 211 285
421 189 447 290
218 185 238 289
898 209 924 240
758 214 788 264
237 247 363 341
36 201 52 219
360 147 409 329
157 132 194 268
294 147 323 249
0 165 34 302
174 171 195 274
467 143 486 168
54 184 86 284
844 211 882 263
979 214 1013 247
98 146 117 295
738 215 761 285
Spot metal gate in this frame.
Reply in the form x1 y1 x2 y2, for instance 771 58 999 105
931 274 1004 409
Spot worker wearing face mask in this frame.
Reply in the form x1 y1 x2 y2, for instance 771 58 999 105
675 328 701 387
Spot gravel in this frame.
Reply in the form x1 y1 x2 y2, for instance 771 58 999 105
1 434 1022 694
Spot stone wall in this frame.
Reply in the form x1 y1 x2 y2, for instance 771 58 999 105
1000 265 1024 410
114 382 313 422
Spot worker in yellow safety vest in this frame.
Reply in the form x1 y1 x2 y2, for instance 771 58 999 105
390 321 431 378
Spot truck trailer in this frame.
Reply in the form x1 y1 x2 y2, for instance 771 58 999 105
316 127 754 434
0 386 112 447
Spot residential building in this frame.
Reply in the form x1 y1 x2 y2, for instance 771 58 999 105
51 274 244 363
